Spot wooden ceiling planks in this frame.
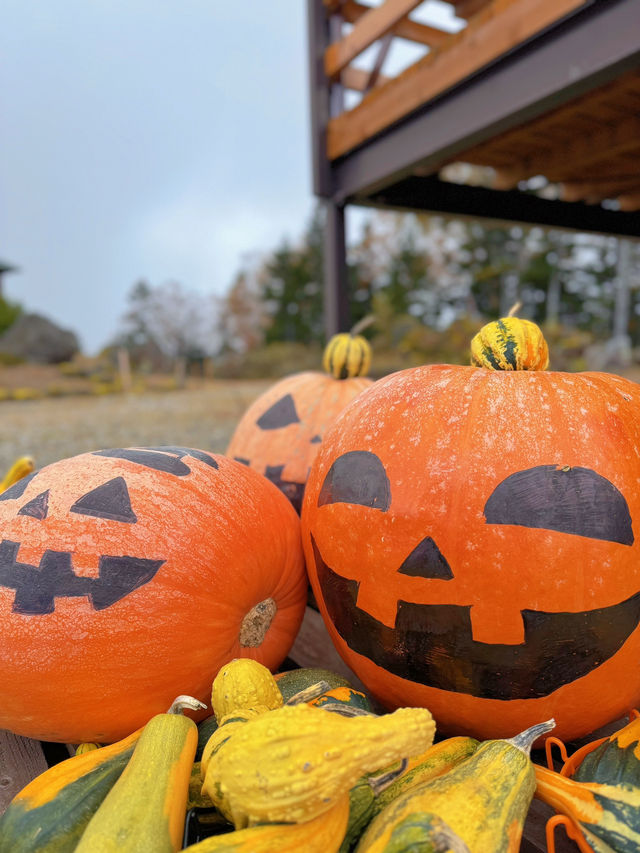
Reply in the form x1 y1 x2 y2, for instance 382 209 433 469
453 68 640 207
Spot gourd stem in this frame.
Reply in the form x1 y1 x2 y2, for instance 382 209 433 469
285 680 332 705
368 758 409 795
319 702 374 717
350 314 375 336
507 301 522 317
506 718 555 755
167 695 208 715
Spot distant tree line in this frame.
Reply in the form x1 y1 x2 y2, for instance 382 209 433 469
113 205 640 375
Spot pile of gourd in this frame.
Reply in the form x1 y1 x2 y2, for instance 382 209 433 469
2 658 639 852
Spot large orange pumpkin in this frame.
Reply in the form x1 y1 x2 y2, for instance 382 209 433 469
0 446 307 742
302 332 640 742
227 332 373 512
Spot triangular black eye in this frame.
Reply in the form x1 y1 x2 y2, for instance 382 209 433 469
0 472 37 502
18 490 50 520
318 451 391 510
70 477 137 523
398 537 453 579
256 394 300 430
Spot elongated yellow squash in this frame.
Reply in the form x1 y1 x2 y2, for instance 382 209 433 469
339 736 479 853
0 455 35 493
355 719 555 853
203 702 435 828
75 703 200 853
0 728 141 853
371 735 479 817
181 791 351 852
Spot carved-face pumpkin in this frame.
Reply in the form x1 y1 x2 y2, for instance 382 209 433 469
227 334 373 512
0 446 307 742
302 365 640 742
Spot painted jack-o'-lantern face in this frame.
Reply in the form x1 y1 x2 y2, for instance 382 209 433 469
302 365 640 742
228 371 372 512
0 447 306 742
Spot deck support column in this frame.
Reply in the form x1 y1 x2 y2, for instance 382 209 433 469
324 200 351 338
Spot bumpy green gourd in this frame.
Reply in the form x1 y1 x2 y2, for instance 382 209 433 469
211 659 283 722
202 702 435 828
355 719 555 853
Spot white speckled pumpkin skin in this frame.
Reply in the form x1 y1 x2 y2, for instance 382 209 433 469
0 447 307 742
302 365 640 741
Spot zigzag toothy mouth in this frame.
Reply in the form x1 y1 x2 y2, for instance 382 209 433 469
312 536 640 701
0 539 164 615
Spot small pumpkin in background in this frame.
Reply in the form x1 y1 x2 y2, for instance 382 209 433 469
303 313 640 742
227 320 374 513
0 446 307 742
470 305 549 371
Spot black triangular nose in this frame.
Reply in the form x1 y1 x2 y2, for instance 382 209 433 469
398 536 453 580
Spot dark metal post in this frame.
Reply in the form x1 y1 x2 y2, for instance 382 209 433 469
306 0 332 198
324 200 351 337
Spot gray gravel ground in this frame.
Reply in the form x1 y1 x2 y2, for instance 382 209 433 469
0 380 272 474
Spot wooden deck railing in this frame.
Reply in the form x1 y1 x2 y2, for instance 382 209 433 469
322 0 590 161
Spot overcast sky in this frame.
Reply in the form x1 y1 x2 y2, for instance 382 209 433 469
2 1 318 353
2 1 463 354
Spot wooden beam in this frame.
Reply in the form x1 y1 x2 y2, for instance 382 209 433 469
452 0 494 19
327 0 589 159
324 0 424 79
365 31 393 92
340 0 450 48
617 191 640 212
481 114 640 187
341 66 390 91
561 176 640 204
366 174 640 238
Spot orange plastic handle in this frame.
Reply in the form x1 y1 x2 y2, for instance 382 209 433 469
546 708 640 776
546 814 594 853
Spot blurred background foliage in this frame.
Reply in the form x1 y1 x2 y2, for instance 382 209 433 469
4 206 640 391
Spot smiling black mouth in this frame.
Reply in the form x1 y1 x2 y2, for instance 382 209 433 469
312 536 640 701
0 539 164 615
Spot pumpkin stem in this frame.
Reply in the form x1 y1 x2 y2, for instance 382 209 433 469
167 695 208 714
507 301 522 318
239 597 277 647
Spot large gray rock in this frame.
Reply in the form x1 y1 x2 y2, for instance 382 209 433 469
0 313 80 363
